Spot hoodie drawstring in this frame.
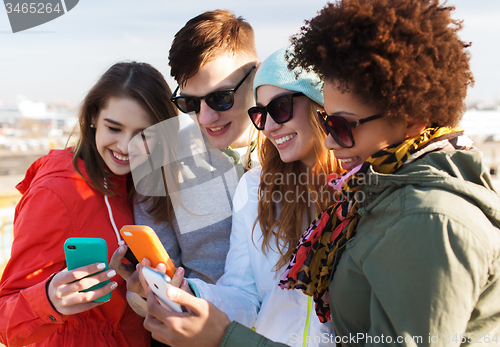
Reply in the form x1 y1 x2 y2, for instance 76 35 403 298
104 180 125 247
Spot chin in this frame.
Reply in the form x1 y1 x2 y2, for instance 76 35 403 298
210 137 233 150
278 154 296 164
105 160 130 176
109 167 129 176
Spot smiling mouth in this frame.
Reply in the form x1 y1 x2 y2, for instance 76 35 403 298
112 150 129 162
275 133 297 145
338 157 358 163
209 123 230 132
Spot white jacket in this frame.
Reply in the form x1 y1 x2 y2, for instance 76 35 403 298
190 168 335 346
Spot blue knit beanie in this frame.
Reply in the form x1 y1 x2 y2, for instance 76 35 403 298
253 47 324 107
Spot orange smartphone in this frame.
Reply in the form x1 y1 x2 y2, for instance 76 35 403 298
119 225 176 279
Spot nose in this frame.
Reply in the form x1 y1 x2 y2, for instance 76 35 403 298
197 101 220 126
117 134 133 155
263 113 281 135
324 134 341 151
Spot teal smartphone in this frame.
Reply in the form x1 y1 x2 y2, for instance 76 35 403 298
63 237 111 303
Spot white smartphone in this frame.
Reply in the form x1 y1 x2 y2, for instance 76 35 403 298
142 267 183 313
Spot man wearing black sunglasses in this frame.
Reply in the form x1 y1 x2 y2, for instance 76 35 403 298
169 10 258 151
126 11 260 346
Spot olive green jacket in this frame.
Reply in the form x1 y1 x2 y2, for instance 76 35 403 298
221 149 500 347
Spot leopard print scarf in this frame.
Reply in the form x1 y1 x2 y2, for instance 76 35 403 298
279 126 470 323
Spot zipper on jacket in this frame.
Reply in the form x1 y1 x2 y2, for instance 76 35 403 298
303 295 312 347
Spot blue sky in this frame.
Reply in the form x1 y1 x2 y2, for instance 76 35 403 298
0 0 499 106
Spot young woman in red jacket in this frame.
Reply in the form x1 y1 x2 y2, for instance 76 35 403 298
0 61 178 347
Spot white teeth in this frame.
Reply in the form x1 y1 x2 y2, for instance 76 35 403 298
113 151 129 161
339 157 356 163
210 123 229 132
275 133 297 145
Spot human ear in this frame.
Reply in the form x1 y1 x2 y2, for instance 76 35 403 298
405 120 427 138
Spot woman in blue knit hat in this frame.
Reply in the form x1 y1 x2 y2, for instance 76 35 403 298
141 47 341 346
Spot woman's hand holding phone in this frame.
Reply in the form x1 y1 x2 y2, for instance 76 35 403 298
110 245 146 297
143 286 231 347
112 224 180 298
109 239 193 302
137 263 193 297
109 246 184 298
47 263 118 315
169 267 193 295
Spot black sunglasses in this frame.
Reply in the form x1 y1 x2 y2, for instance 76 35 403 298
247 92 305 130
171 66 256 114
317 110 383 148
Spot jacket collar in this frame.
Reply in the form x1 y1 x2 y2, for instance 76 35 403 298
358 149 500 228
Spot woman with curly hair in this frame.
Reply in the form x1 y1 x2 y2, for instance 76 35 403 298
135 1 500 346
277 0 500 343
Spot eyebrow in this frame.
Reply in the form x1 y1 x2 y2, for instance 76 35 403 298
104 118 122 126
103 118 151 132
328 111 357 117
179 67 251 97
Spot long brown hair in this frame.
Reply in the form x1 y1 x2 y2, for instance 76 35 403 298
71 61 179 225
255 100 341 270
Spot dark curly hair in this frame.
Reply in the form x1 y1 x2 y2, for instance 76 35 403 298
287 0 474 127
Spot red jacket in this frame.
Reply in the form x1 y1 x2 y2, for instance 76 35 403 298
0 149 149 347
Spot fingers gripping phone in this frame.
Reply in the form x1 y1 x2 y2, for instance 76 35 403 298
64 237 111 303
142 267 183 313
119 225 176 279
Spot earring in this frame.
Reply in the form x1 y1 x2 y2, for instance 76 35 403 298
90 124 95 128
